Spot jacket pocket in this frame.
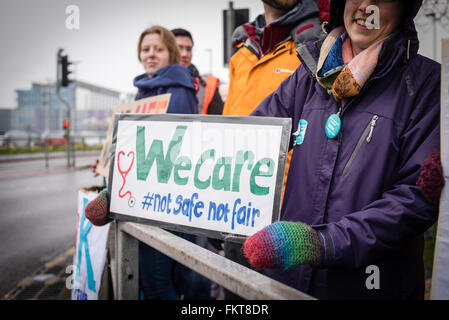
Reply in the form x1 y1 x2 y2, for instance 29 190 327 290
342 114 379 176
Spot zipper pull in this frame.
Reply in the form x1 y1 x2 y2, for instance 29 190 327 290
366 115 379 143
336 106 343 117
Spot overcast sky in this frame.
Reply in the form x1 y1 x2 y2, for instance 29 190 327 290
0 0 447 108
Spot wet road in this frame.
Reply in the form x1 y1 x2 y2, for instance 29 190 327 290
0 155 104 297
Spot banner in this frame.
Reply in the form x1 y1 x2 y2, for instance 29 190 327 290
72 187 111 300
431 38 449 300
107 114 291 241
96 94 171 178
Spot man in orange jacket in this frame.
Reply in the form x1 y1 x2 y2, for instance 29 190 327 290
223 0 329 116
222 0 329 299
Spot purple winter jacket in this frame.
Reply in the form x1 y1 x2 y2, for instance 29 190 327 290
251 0 440 299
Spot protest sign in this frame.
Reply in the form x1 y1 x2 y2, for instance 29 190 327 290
71 187 111 300
107 114 291 242
96 94 171 178
431 38 449 300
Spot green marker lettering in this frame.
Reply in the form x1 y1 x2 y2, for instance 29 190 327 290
212 157 232 191
232 150 254 192
250 158 275 196
194 149 215 189
136 125 187 183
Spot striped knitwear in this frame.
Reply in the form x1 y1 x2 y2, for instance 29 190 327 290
243 221 322 270
85 188 110 226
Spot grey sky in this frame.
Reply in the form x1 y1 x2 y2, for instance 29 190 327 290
0 0 263 108
0 0 447 108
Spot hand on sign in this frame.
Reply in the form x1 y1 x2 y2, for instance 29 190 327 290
417 150 444 205
243 221 322 270
85 188 111 226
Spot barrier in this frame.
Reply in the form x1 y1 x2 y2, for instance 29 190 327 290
109 220 316 300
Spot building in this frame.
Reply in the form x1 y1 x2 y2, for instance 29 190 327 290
0 109 12 135
11 81 133 135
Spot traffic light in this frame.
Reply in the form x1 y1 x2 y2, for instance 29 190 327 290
63 119 70 139
60 55 73 87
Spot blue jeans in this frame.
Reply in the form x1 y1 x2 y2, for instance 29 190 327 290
138 233 212 300
139 242 181 300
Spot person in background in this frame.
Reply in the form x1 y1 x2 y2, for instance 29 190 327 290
135 25 199 300
243 0 440 299
87 25 198 300
171 28 224 115
221 0 329 299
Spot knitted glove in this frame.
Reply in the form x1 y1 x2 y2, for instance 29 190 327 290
243 221 323 270
85 188 110 226
417 150 444 205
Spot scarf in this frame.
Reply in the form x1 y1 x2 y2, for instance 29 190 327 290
316 26 384 103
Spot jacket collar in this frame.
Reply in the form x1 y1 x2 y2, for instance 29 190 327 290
297 26 419 81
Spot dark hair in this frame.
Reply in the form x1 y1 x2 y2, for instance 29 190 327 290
171 28 194 46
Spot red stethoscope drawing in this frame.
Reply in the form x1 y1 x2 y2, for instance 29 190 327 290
117 150 136 207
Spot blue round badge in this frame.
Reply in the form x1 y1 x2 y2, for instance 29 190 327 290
325 114 341 139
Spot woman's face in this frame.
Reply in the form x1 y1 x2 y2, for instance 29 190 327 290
344 0 403 54
139 33 170 76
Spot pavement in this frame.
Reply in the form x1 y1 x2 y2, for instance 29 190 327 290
1 248 74 300
0 151 102 300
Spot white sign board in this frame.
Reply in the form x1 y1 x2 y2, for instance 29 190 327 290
108 114 291 241
72 189 111 300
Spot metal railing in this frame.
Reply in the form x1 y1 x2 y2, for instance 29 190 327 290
0 135 105 149
109 220 316 300
0 135 104 168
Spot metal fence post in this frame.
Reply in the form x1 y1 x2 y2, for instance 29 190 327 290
117 225 139 299
44 139 49 168
109 220 118 299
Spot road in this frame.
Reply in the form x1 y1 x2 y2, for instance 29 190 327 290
0 154 104 297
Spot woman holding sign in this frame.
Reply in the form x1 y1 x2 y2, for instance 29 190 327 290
87 25 200 300
135 25 200 300
134 25 198 113
243 0 441 299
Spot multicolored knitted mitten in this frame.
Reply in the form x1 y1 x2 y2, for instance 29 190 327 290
243 221 323 270
85 188 110 226
417 150 444 205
